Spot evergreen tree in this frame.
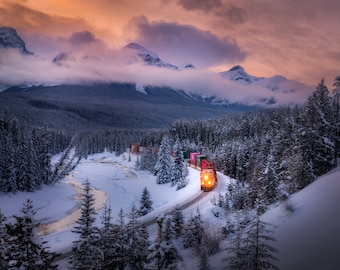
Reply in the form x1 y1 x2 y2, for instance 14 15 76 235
301 78 335 176
16 134 37 192
161 215 182 269
230 181 249 211
5 199 59 269
135 155 140 170
197 237 213 270
147 217 165 270
138 187 154 216
332 76 340 164
99 205 115 269
34 128 52 185
0 133 16 192
155 135 172 184
0 107 18 193
170 139 188 190
243 204 279 270
183 208 204 250
126 205 150 269
258 149 279 204
139 145 157 173
171 206 185 238
223 211 248 270
147 216 181 270
110 208 129 270
70 179 102 270
0 209 9 270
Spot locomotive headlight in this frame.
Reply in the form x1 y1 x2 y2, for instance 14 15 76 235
208 181 211 185
204 175 209 180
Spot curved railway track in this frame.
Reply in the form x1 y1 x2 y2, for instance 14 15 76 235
54 162 220 265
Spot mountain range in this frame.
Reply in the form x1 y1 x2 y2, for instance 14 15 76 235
0 26 311 130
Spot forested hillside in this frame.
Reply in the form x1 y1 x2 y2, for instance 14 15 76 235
1 77 339 200
141 78 340 205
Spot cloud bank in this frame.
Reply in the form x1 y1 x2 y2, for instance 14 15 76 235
0 44 311 107
128 16 246 68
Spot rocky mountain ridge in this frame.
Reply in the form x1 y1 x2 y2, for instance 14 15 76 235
0 26 32 55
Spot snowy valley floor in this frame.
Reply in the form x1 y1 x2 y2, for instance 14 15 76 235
1 151 340 269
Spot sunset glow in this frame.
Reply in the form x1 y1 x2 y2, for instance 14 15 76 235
0 0 339 93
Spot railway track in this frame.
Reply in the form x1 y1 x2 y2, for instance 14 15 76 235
54 161 219 266
55 190 209 263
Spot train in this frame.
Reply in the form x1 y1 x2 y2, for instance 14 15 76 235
184 152 217 192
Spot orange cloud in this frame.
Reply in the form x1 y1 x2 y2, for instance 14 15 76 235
0 0 339 90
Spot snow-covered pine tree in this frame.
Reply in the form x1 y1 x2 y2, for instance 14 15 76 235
0 209 9 269
147 215 181 270
258 148 279 205
34 128 52 185
138 187 154 216
16 133 38 192
161 214 182 269
223 211 248 270
0 107 18 192
109 208 129 269
243 204 279 270
147 216 165 270
135 154 140 170
5 198 59 269
230 181 249 211
0 132 16 192
155 135 172 184
332 76 340 165
126 205 150 269
171 206 185 238
183 208 204 250
139 145 157 172
70 179 102 270
170 139 188 190
99 205 115 269
197 238 213 270
300 78 335 176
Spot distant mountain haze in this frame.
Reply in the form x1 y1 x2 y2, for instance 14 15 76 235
0 26 314 130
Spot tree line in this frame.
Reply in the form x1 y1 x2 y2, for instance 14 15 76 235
0 107 158 193
167 78 340 203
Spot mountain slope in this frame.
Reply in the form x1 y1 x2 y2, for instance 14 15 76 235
0 83 255 130
262 166 340 269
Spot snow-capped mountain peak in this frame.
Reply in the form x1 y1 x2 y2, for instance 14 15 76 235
0 27 33 55
126 42 159 59
125 42 178 70
220 65 263 84
220 65 310 95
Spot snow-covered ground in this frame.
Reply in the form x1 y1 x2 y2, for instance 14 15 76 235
0 151 227 253
262 166 340 270
1 151 340 269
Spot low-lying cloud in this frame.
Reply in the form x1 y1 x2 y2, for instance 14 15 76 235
129 16 246 68
0 46 311 107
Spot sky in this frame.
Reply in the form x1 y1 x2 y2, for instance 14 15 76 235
0 0 339 104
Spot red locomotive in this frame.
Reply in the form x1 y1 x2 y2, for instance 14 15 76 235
200 159 217 191
186 152 217 191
